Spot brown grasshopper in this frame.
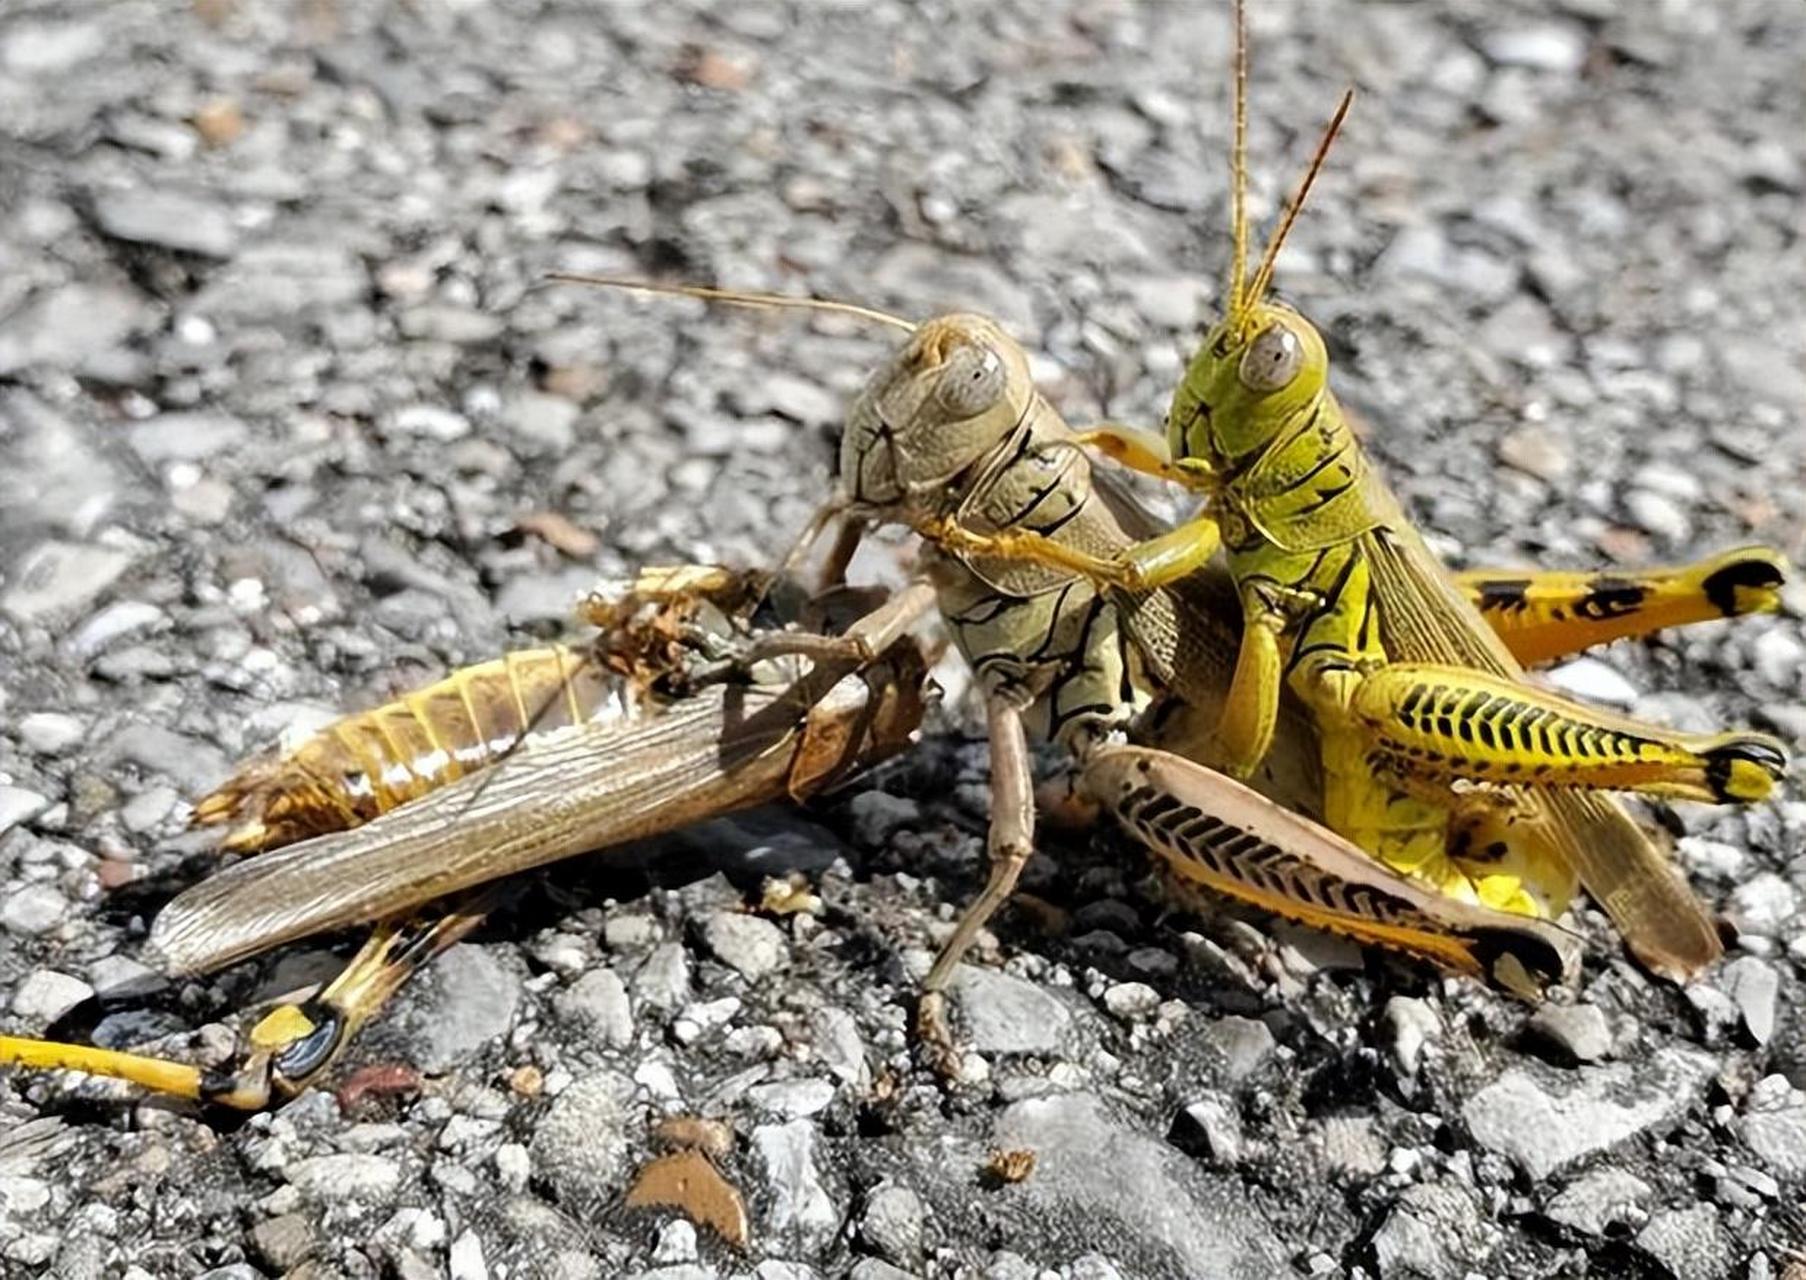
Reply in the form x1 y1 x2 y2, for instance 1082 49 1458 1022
0 567 933 1108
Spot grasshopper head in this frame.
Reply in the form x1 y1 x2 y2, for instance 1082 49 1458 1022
840 313 1033 513
1169 300 1328 466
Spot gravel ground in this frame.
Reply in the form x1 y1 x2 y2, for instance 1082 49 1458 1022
2 1 1804 1277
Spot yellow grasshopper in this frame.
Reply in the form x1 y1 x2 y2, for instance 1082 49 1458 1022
917 0 1789 982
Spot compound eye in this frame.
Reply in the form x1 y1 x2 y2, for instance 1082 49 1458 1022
1238 323 1303 393
933 344 1007 418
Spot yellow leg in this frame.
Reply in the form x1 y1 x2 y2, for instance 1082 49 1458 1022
1211 587 1288 778
1069 422 1218 491
0 904 487 1110
1351 664 1787 803
916 511 1221 593
1458 546 1787 666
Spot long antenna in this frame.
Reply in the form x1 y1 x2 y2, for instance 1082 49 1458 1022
1227 0 1250 318
545 273 917 334
1244 89 1354 313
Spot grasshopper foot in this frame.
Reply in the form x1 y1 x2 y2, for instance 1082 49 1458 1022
1702 735 1787 802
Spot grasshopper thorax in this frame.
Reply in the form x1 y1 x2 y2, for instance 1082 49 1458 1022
1169 299 1329 473
839 313 1034 514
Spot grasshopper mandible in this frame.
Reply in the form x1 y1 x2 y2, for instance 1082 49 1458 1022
925 0 1789 981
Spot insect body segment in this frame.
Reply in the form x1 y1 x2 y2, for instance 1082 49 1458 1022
193 647 619 854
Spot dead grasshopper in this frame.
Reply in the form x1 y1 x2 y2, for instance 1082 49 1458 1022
0 566 932 1108
922 0 1790 981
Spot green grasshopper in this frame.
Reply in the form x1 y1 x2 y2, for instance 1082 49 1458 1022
922 0 1789 982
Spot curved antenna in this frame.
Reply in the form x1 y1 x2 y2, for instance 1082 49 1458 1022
1244 89 1354 314
1227 0 1251 318
545 273 917 334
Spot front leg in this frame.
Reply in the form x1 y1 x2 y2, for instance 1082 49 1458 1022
1209 578 1311 778
916 510 1222 593
1067 422 1219 492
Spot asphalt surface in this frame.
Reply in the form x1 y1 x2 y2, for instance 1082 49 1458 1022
0 1 1803 1277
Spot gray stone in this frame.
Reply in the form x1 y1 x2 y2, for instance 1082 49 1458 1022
750 1120 838 1255
1370 1183 1497 1279
810 1005 869 1090
847 1261 916 1280
988 1092 1288 1278
748 1078 835 1119
846 790 919 846
10 969 93 1022
649 1218 697 1265
1 884 67 936
1310 1115 1388 1179
1739 1080 1806 1177
68 601 168 660
1202 1015 1276 1083
385 404 471 442
858 1182 926 1267
554 968 634 1050
1481 23 1588 73
948 965 1072 1056
98 723 228 795
530 1069 636 1210
2 20 106 74
1102 982 1160 1020
1461 1049 1715 1179
1543 657 1640 709
1173 1095 1242 1167
190 243 366 319
16 713 83 756
757 372 839 426
1719 955 1779 1045
754 1264 822 1280
0 789 53 838
398 305 504 345
1625 489 1691 544
127 413 248 464
1524 1003 1613 1065
1635 1205 1734 1280
2 541 133 624
1541 1168 1652 1237
249 1214 317 1270
700 911 789 980
633 941 691 1009
86 954 164 999
1384 997 1440 1077
0 284 154 376
506 391 580 454
390 945 520 1072
93 188 238 258
286 1154 402 1206
447 1230 487 1280
1726 872 1798 937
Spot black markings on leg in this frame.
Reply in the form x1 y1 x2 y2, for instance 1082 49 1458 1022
1703 557 1785 617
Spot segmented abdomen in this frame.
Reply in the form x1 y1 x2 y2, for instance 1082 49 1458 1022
192 646 627 854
